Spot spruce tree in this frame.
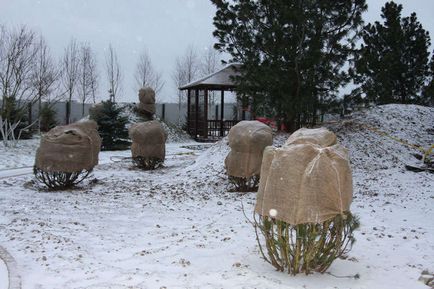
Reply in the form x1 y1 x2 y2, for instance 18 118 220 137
39 104 57 132
211 0 367 130
421 52 434 106
352 1 431 104
89 100 129 150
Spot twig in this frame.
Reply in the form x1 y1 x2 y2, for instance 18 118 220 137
326 272 360 279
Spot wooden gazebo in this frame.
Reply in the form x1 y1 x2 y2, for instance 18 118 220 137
179 63 241 141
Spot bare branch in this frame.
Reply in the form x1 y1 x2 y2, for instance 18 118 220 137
105 44 122 102
78 42 98 115
134 48 164 96
61 38 79 124
0 25 38 119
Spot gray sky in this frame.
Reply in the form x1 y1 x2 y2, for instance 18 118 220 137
0 0 433 102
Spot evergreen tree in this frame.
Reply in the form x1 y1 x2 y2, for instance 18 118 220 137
352 1 431 104
211 0 367 130
0 97 33 140
421 52 434 106
89 100 129 150
39 104 57 132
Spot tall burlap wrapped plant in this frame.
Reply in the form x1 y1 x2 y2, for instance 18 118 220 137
254 127 359 275
129 120 167 170
225 121 273 191
34 120 101 189
136 87 156 121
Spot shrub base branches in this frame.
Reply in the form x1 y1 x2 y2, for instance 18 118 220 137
228 175 260 192
132 157 163 170
254 211 359 275
33 167 92 190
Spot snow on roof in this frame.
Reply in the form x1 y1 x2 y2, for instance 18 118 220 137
179 63 241 90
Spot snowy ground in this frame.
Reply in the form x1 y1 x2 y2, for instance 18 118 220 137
0 104 433 289
0 257 7 289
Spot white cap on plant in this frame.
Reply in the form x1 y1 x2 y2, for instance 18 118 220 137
269 209 277 217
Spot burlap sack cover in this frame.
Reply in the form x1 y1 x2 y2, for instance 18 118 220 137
129 120 167 160
35 120 102 173
138 87 156 114
255 128 352 225
285 127 337 147
225 120 273 178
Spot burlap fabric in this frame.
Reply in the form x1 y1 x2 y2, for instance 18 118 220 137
225 121 273 178
129 120 167 160
35 120 102 173
138 87 156 115
285 127 337 147
255 128 352 225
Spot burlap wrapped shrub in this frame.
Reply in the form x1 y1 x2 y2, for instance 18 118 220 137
34 120 102 189
225 120 273 191
137 87 156 120
129 120 167 170
254 127 359 275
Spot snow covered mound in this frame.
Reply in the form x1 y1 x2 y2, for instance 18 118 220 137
326 104 434 171
189 104 433 175
187 132 290 179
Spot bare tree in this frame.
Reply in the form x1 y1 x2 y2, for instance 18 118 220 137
78 42 98 116
0 25 39 146
88 50 98 104
105 44 122 102
172 46 199 124
61 38 79 124
0 25 38 118
200 45 221 77
31 35 60 123
134 49 164 96
200 46 222 104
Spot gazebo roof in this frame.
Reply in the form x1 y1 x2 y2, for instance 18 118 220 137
179 63 241 91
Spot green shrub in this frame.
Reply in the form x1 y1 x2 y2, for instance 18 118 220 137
89 100 130 150
39 104 57 132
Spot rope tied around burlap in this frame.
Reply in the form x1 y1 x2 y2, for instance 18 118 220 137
255 127 353 225
35 120 102 173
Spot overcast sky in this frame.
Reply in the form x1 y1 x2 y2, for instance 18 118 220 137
1 0 433 102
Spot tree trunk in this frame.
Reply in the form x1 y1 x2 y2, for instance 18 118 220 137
65 101 71 124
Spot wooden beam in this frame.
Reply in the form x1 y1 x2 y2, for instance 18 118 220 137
220 90 224 137
195 89 199 139
187 89 191 134
204 89 208 138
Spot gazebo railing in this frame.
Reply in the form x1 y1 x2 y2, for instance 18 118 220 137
207 120 238 137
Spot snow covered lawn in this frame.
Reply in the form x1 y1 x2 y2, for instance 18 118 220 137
0 104 433 289
0 257 7 289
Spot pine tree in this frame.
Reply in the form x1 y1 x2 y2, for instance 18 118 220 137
211 0 367 131
89 100 129 150
0 97 33 140
352 1 431 104
39 104 57 132
421 52 434 106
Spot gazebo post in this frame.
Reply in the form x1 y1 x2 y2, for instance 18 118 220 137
178 63 241 141
242 96 246 120
220 90 224 137
195 89 199 139
187 89 191 134
204 89 208 138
